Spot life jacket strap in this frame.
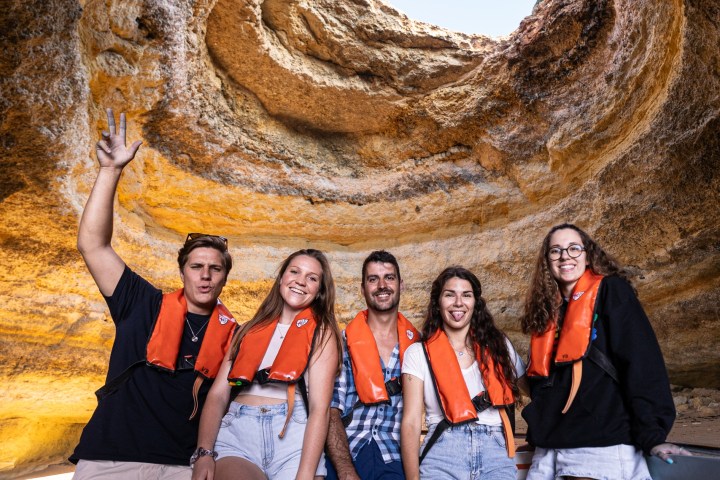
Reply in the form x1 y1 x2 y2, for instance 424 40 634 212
277 377 310 439
278 383 296 439
560 345 619 414
341 377 401 428
562 361 583 414
95 360 145 400
419 418 449 464
419 391 499 464
589 345 619 382
189 376 204 420
499 407 516 458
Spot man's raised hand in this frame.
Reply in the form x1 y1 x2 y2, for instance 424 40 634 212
95 108 142 168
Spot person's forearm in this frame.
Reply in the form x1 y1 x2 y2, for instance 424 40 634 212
77 166 124 255
297 405 330 480
400 422 420 480
191 392 228 480
325 409 358 479
196 392 228 452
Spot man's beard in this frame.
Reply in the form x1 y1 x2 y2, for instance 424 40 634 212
367 289 399 312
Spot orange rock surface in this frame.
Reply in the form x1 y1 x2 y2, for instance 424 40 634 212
0 0 718 476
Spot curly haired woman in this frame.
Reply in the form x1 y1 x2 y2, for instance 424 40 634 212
521 223 690 480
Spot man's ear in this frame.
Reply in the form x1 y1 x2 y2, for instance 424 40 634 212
400 278 405 292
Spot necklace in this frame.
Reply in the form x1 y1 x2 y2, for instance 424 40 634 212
186 316 210 343
453 344 470 357
278 323 290 340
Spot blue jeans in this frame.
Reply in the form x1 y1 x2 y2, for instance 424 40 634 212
214 400 326 479
420 423 515 480
325 439 404 480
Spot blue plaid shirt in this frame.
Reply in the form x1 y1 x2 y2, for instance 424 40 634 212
331 331 403 463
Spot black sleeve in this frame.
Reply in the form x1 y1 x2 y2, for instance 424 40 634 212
601 276 676 454
104 266 162 326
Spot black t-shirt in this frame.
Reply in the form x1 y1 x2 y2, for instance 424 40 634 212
70 267 212 465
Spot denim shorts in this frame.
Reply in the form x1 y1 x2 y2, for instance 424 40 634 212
215 399 326 479
420 422 515 480
527 444 651 480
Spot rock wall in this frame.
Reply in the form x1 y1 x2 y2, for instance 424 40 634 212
0 0 718 476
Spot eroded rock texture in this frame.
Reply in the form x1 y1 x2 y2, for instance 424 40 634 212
0 0 718 475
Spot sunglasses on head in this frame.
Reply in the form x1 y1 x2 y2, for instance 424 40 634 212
185 232 228 248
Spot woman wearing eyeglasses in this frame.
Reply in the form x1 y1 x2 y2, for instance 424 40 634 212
192 249 341 480
401 266 526 480
520 223 690 480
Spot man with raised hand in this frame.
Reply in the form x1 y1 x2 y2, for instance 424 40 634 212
326 251 419 480
70 109 236 479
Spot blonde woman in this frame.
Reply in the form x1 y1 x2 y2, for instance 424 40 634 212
192 250 341 480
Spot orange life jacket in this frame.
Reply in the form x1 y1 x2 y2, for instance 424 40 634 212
527 270 604 413
345 310 419 405
146 289 236 378
101 289 236 419
423 329 516 457
227 307 317 386
226 308 318 438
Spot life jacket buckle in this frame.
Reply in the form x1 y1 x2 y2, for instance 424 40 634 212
255 368 270 384
385 377 402 396
471 391 492 413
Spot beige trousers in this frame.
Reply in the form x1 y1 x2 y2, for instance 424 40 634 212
73 460 192 480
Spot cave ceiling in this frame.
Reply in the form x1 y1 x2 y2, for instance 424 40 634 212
0 0 718 474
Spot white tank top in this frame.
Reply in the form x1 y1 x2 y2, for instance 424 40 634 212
236 323 295 400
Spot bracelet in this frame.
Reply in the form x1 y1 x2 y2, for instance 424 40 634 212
190 447 218 466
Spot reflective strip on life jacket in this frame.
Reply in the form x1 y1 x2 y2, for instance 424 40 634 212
146 289 237 379
527 270 604 377
345 310 419 405
227 308 317 386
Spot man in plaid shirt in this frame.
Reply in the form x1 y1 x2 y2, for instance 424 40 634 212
325 251 419 480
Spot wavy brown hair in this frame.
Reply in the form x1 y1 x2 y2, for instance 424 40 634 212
520 223 629 335
177 234 232 275
423 266 520 403
229 249 341 370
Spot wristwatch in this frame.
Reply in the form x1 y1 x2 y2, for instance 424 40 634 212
189 447 218 466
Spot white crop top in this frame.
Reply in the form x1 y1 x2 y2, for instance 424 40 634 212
236 323 297 400
401 339 526 427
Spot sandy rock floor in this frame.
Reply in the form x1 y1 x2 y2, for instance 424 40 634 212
666 386 720 449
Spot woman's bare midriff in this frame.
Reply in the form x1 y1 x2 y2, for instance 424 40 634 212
233 394 286 406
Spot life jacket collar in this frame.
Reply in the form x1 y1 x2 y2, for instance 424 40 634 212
146 288 236 379
345 309 419 405
527 270 604 378
227 307 318 386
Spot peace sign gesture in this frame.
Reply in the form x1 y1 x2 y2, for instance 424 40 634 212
95 108 142 169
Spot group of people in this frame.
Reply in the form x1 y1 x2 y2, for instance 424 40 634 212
68 109 689 480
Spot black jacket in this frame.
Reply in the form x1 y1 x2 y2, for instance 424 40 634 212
522 276 675 454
